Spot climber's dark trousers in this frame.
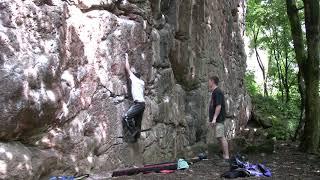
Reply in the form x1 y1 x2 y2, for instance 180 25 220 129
123 101 145 134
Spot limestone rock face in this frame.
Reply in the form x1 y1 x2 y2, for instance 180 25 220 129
0 0 250 179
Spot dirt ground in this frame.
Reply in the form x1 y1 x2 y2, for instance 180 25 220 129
111 142 320 180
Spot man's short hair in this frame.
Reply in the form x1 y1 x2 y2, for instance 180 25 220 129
209 75 219 85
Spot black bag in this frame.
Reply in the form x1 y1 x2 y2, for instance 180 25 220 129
221 169 250 178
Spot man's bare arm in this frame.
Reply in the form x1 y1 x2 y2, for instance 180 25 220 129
125 53 134 77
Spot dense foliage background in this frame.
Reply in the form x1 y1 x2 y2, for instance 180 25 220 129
245 0 319 151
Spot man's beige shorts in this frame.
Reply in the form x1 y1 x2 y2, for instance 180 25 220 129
214 122 226 138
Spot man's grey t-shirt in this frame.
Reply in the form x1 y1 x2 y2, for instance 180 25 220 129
209 88 225 123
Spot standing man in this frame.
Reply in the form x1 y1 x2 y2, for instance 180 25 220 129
208 76 229 162
123 53 145 138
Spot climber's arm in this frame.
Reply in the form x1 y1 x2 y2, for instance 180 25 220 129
125 53 134 77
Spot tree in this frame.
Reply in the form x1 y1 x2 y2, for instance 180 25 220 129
285 0 307 141
246 0 269 96
246 0 305 143
301 0 320 153
286 0 320 153
247 0 298 102
263 2 297 103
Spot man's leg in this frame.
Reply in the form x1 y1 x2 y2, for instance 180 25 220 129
123 102 145 135
134 112 143 139
215 123 229 160
218 137 229 159
123 105 136 129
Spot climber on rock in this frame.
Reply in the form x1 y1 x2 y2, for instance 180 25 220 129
122 53 145 138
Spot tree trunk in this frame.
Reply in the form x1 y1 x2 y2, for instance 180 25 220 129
255 47 268 97
300 0 320 153
274 49 284 101
293 70 306 141
284 44 290 103
273 28 290 102
286 0 307 143
285 0 307 67
253 28 268 97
